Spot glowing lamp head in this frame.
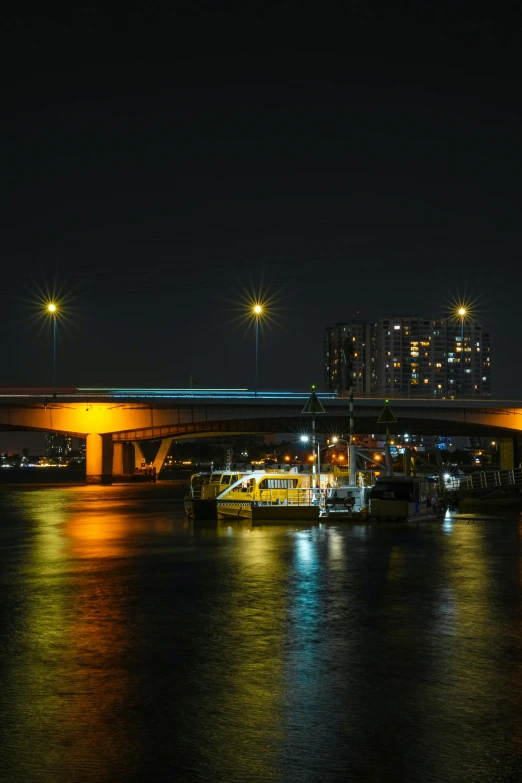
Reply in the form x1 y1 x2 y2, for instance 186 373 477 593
253 304 262 315
300 435 310 443
48 303 57 313
458 307 466 317
331 436 338 443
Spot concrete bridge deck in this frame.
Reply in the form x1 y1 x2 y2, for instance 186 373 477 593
1 389 521 483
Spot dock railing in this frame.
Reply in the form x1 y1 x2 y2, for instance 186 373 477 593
448 467 522 493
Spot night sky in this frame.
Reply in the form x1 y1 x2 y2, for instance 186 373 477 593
2 4 521 452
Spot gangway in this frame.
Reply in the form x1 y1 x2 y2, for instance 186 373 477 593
444 467 522 494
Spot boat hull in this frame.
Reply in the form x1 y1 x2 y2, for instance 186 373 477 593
216 501 254 520
252 505 320 523
184 497 218 521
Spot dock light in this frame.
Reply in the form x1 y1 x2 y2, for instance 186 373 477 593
331 436 338 443
253 304 262 315
300 435 310 443
458 307 466 317
48 303 57 313
374 454 382 461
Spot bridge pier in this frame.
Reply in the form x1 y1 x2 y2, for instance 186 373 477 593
152 437 174 475
112 442 135 479
500 437 516 471
133 441 146 469
86 433 113 484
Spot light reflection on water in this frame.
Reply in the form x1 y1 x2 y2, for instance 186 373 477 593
1 485 522 782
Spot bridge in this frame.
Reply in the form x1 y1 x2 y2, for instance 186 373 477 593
1 388 521 483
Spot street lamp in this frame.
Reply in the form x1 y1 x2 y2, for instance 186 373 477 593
329 436 349 455
253 303 262 397
301 435 327 481
47 302 58 397
457 306 467 398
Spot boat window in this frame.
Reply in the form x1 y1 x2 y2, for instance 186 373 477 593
210 474 222 483
371 481 414 501
221 475 231 484
231 475 239 484
258 478 298 489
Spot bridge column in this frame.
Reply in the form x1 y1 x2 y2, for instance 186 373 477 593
113 442 135 477
113 442 124 476
152 437 174 475
500 437 516 471
133 441 146 469
86 433 113 484
122 442 135 473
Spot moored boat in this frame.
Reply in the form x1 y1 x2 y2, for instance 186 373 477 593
184 469 250 521
368 475 441 522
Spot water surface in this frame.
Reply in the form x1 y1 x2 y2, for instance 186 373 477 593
1 484 522 782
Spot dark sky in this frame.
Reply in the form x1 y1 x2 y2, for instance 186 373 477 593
2 2 521 424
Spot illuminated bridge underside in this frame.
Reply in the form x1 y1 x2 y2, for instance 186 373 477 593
1 397 522 439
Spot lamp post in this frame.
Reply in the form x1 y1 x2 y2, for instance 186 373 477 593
330 436 356 483
330 436 349 455
253 304 262 397
47 303 57 398
458 306 466 398
301 435 325 487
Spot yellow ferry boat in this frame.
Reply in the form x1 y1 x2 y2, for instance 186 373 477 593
215 469 318 521
186 465 374 522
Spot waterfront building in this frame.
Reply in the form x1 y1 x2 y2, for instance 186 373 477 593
324 316 491 397
324 321 378 396
44 433 73 459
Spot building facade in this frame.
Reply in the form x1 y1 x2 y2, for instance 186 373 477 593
44 433 73 459
324 316 491 397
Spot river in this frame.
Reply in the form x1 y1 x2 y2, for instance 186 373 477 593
1 484 521 782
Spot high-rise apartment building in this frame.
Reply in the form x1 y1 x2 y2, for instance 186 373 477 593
44 433 73 458
324 316 491 397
